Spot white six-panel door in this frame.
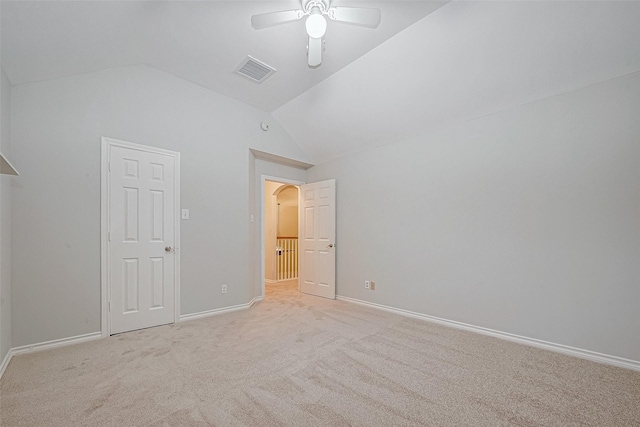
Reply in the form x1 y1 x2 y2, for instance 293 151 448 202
299 179 336 299
107 141 178 334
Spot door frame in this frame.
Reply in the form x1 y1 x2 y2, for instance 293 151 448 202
100 137 181 337
260 175 305 299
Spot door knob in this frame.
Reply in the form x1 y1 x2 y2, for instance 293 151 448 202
165 246 174 253
326 243 335 248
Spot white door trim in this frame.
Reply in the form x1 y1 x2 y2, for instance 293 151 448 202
100 137 181 337
260 175 305 299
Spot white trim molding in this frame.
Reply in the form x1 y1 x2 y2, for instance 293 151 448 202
250 149 313 170
1 296 266 379
11 332 102 355
0 349 13 379
1 332 102 379
179 297 263 322
0 293 266 380
337 295 640 372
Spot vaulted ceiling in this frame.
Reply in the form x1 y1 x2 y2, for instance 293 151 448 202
2 1 639 164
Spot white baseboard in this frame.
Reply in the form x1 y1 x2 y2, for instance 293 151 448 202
2 297 269 380
337 295 640 372
268 279 298 286
0 348 13 379
1 332 102 380
11 332 103 356
179 296 263 322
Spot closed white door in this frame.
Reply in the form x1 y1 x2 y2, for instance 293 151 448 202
299 179 336 299
108 142 178 334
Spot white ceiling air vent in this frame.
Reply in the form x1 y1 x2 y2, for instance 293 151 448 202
234 56 276 83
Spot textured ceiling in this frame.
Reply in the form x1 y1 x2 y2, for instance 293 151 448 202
2 1 639 165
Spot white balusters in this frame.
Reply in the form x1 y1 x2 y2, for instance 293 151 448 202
276 238 298 281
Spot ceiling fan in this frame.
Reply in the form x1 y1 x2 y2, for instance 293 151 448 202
251 0 381 67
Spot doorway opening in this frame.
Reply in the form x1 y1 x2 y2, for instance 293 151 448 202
264 180 299 292
259 174 336 300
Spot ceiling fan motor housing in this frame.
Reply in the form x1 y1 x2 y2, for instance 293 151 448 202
302 0 330 14
252 0 381 67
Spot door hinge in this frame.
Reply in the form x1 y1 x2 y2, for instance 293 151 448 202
108 231 111 241
108 301 111 312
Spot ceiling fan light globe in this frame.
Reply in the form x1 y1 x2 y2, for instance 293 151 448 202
306 14 327 39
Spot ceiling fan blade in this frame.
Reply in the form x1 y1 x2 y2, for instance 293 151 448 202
251 10 303 29
328 7 381 28
308 36 322 67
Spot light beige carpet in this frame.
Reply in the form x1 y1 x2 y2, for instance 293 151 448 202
1 282 639 426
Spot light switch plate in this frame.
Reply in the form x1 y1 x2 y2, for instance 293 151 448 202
181 209 190 220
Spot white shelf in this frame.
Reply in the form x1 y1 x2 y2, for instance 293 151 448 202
0 152 18 175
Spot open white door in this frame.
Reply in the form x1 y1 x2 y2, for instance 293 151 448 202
299 179 336 299
107 140 179 334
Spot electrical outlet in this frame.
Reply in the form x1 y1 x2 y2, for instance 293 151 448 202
370 281 376 290
221 284 227 294
364 280 370 289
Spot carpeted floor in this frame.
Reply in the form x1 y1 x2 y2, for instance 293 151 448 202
1 282 639 426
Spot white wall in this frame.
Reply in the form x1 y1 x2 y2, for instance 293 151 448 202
0 66 12 364
10 65 310 347
308 72 640 363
